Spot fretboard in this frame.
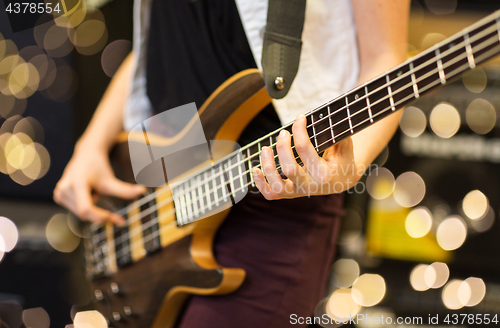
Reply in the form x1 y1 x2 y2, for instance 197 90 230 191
171 10 500 226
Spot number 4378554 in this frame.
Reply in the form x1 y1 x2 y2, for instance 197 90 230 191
5 2 61 14
444 313 498 325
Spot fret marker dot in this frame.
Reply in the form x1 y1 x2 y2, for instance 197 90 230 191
449 43 454 49
319 113 323 118
397 71 402 77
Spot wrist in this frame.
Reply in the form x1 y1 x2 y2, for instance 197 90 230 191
75 136 110 155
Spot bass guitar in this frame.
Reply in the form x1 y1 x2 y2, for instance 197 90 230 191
84 10 500 328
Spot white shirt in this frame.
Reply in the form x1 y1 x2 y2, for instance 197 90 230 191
124 0 360 130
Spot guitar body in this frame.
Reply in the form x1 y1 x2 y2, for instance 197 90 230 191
86 69 272 327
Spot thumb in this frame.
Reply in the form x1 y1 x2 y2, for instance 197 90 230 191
98 178 147 199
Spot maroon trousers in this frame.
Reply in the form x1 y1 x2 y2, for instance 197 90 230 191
177 191 344 328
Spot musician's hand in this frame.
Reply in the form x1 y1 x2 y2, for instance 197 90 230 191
252 113 363 200
53 147 146 224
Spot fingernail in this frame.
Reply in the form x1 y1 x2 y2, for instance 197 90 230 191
279 130 287 138
296 113 305 120
261 147 269 159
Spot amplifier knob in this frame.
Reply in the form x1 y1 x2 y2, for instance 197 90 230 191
112 312 121 322
94 289 104 301
110 282 120 294
123 306 132 317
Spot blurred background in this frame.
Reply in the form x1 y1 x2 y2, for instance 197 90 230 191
1 0 500 327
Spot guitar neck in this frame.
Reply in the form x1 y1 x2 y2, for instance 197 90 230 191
172 10 500 226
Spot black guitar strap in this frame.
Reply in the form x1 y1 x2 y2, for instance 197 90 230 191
261 0 307 99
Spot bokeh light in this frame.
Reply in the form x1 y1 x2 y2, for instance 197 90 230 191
331 259 360 288
470 206 495 233
405 207 432 238
429 103 461 138
46 213 81 253
366 167 395 200
462 190 488 220
0 116 50 185
424 262 449 289
466 98 496 135
69 9 108 56
22 307 50 328
0 216 19 252
400 106 427 138
43 24 74 58
101 40 132 77
326 289 361 323
351 274 386 307
436 216 467 251
462 67 488 94
420 32 446 50
442 280 465 310
424 0 457 15
458 277 486 307
9 62 40 99
73 311 108 328
37 56 57 91
410 264 430 292
14 116 45 144
0 235 5 262
393 172 426 208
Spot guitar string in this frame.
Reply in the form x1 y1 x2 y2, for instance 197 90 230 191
89 25 500 249
97 18 500 224
94 35 500 262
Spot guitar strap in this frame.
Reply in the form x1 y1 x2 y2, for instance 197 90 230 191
261 0 307 99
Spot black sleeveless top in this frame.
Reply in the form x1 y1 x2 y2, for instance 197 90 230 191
146 0 281 145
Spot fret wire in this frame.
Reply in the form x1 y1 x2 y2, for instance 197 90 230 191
345 97 353 134
197 175 204 215
226 162 234 200
409 62 419 98
211 167 220 206
185 181 193 222
217 165 227 203
385 75 396 111
246 148 255 187
435 48 446 84
93 17 500 241
364 86 373 123
191 182 198 218
310 114 319 150
204 171 212 211
173 195 183 225
179 184 188 224
464 33 476 68
237 151 245 193
327 105 335 142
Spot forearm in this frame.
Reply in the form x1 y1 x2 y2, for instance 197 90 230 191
76 52 135 154
350 0 410 175
351 54 405 172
